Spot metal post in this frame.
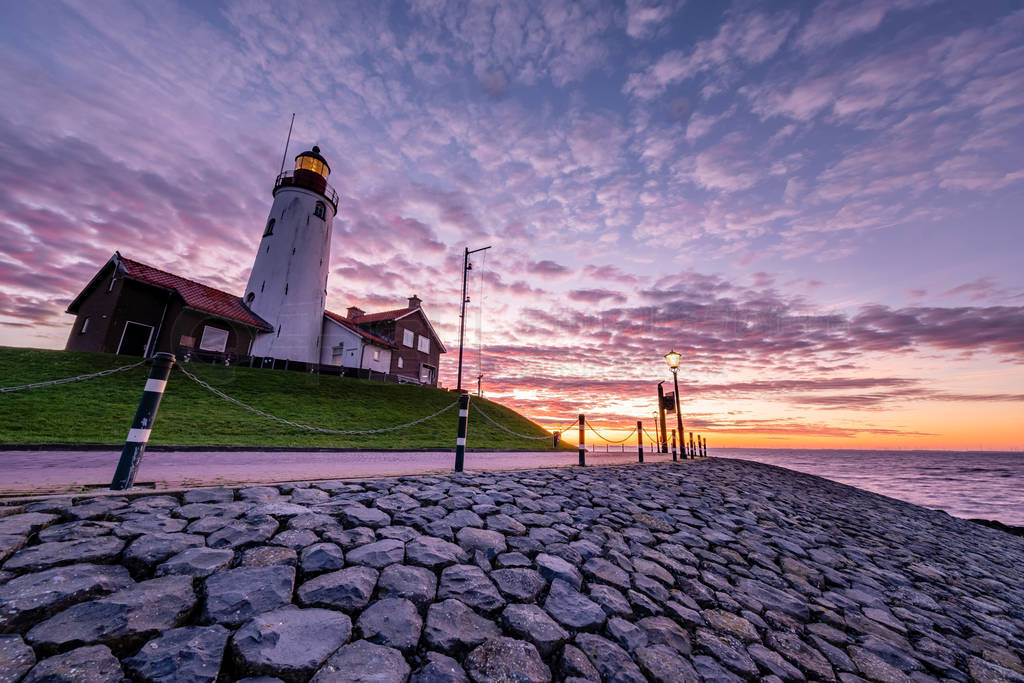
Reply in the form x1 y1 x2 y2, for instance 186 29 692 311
690 432 695 460
702 436 707 457
454 392 470 472
671 367 684 463
578 414 585 466
457 248 469 392
552 431 560 448
671 429 677 461
457 245 490 392
637 421 644 463
657 382 668 453
111 352 175 490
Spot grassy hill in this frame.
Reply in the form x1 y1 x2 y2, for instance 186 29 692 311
0 347 563 450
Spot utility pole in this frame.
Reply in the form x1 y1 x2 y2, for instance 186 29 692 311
457 245 491 392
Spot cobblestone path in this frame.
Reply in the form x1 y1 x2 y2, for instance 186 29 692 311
1 459 1022 681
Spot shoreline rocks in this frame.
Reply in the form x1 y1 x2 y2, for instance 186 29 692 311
0 459 1022 681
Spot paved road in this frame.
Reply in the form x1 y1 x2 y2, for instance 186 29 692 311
0 447 691 495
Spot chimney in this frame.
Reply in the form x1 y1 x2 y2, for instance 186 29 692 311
347 306 364 319
408 294 421 309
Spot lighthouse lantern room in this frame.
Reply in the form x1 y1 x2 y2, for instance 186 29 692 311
244 146 337 363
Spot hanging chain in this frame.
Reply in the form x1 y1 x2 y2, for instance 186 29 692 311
551 418 583 434
177 365 459 435
471 403 551 440
0 360 146 393
584 420 637 443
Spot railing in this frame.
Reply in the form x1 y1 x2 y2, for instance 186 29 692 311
273 170 339 211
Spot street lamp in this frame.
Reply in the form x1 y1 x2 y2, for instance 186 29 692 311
664 350 686 460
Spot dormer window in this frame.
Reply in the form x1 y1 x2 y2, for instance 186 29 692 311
314 202 326 219
264 218 275 236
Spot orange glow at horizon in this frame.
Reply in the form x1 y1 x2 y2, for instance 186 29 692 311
521 398 1024 452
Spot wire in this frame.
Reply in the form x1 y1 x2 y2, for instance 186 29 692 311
476 248 486 386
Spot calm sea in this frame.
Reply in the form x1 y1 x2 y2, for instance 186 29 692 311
713 449 1024 527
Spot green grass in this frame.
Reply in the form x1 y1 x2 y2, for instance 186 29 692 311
0 347 565 450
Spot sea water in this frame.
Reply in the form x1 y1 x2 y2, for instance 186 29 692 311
714 448 1024 527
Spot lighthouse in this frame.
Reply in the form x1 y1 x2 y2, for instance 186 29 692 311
244 146 337 363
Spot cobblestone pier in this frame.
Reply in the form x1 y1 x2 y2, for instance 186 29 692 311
1 458 1022 681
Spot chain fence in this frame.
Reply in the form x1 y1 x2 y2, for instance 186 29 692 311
0 360 146 394
471 403 551 441
585 419 637 444
177 364 459 435
0 353 705 457
643 428 662 444
552 418 583 433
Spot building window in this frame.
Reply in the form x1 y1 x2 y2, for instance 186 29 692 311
80 317 90 334
420 364 436 384
417 335 430 354
403 329 414 347
373 349 381 361
314 202 326 219
199 325 229 353
397 357 404 369
263 218 275 236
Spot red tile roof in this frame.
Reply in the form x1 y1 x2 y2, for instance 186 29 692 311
117 254 272 330
353 307 415 324
323 310 397 348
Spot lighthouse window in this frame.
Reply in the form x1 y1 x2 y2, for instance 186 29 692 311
263 218 275 236
314 202 326 219
246 292 255 303
297 155 327 176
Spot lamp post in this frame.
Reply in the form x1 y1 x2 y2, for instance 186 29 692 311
457 245 491 392
665 350 685 460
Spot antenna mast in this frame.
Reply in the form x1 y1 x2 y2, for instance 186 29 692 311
278 113 295 175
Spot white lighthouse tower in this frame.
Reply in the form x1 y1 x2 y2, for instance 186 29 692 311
244 146 336 363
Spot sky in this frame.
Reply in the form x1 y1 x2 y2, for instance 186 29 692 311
1 0 1023 450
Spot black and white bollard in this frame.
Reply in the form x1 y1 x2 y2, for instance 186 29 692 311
690 432 695 459
454 392 470 473
552 431 560 448
110 352 175 490
702 436 707 457
637 421 644 463
671 429 677 460
578 414 585 466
